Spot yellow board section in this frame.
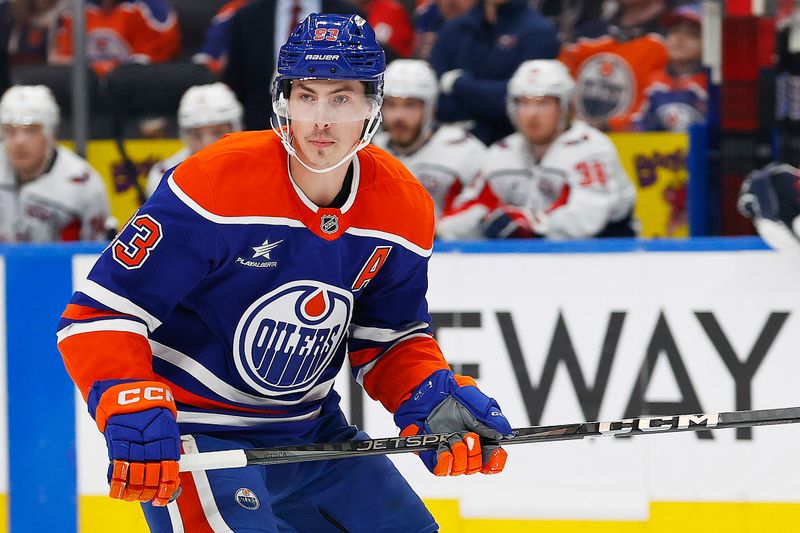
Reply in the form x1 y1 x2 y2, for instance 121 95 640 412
72 133 689 242
0 494 6 532
79 497 150 533
609 131 689 238
84 139 183 226
75 496 800 533
427 500 800 533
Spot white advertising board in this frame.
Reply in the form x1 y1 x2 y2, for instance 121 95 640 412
70 250 800 520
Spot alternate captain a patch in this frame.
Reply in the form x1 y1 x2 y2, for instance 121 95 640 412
352 246 392 291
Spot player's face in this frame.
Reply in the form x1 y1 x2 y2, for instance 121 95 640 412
382 97 426 148
666 21 702 65
2 123 50 180
515 96 561 146
289 80 369 170
184 123 235 154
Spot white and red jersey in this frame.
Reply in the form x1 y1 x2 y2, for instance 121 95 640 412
146 147 190 198
0 145 110 242
438 120 636 239
372 125 485 219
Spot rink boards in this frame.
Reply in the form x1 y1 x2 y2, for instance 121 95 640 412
2 237 800 532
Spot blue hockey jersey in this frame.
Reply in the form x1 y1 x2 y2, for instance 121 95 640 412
57 131 449 436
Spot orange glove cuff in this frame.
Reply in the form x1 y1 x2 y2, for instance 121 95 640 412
453 374 478 388
95 381 177 432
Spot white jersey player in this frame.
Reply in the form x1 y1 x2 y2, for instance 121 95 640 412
372 59 485 220
0 85 110 242
438 60 637 240
146 82 243 197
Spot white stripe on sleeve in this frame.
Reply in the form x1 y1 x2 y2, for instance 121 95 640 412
76 278 162 331
349 321 429 343
56 318 149 344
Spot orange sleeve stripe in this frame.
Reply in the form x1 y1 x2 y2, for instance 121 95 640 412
362 336 449 413
62 304 131 321
58 330 156 401
161 378 289 416
348 347 383 368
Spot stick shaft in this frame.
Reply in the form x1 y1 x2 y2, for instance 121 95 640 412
178 406 800 472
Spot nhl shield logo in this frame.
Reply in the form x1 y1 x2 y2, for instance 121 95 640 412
320 214 339 234
234 488 260 510
234 281 353 395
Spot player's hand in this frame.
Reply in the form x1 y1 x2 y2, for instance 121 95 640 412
394 370 513 476
88 380 181 506
481 206 537 239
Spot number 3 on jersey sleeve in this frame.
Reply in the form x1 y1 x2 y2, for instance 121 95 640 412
112 214 163 270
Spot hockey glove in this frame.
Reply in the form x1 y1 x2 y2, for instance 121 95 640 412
88 380 181 506
394 369 513 476
480 206 537 239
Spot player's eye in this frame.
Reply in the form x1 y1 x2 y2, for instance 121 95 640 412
331 95 351 106
298 93 315 103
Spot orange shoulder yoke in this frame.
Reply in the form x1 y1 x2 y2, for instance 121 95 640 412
354 145 435 252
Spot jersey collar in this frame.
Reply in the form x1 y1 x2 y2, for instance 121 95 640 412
286 153 360 215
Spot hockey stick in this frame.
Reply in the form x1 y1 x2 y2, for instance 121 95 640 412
178 405 800 472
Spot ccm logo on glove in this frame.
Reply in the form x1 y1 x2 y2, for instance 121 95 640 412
117 386 174 405
95 380 177 432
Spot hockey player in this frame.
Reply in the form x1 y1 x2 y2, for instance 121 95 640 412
0 85 110 242
146 82 243 197
57 14 512 532
372 59 485 220
738 162 800 254
438 59 637 240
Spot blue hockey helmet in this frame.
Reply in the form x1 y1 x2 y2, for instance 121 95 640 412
273 14 385 118
277 13 385 83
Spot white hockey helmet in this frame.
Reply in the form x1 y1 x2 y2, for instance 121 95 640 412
506 60 575 123
0 85 60 136
178 82 243 132
383 59 438 108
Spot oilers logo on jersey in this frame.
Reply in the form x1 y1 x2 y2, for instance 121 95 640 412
575 53 634 120
233 281 353 395
234 488 260 510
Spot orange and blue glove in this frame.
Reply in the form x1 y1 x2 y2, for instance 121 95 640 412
87 379 181 506
394 369 513 476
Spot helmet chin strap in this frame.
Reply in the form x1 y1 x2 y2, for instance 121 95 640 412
271 113 383 175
